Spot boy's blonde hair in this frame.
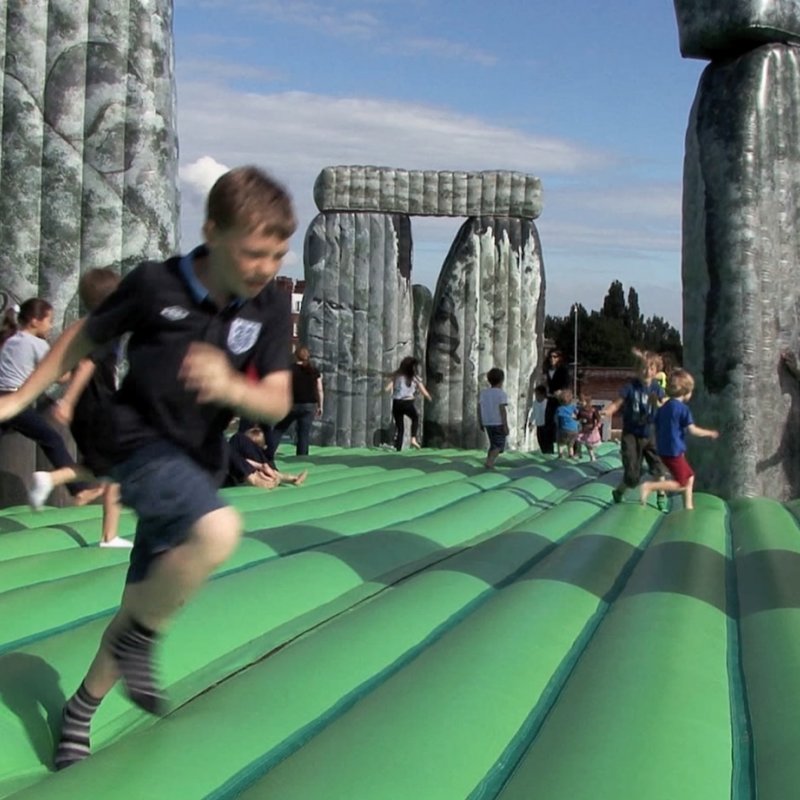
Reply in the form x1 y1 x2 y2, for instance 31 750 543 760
207 166 296 239
632 347 661 376
556 388 573 404
667 368 695 398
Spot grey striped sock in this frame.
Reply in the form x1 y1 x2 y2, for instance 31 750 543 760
54 682 102 771
110 620 166 716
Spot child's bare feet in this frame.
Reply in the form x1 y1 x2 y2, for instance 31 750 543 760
247 472 278 490
291 470 308 487
410 438 421 449
640 485 651 507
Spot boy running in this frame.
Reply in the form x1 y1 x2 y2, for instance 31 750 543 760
640 369 719 510
0 166 295 769
478 367 509 469
601 349 668 505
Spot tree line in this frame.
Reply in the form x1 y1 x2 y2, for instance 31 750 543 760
545 281 682 368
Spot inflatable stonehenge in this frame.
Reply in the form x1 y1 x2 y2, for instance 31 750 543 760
300 166 546 451
676 0 800 500
0 0 797 498
0 0 179 329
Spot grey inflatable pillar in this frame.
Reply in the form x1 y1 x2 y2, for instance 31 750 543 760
677 1 800 499
411 283 433 446
302 212 414 448
425 216 545 451
0 0 179 329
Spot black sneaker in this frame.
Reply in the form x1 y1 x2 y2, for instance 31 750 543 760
611 488 623 504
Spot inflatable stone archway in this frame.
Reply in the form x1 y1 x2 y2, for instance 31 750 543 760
300 166 546 451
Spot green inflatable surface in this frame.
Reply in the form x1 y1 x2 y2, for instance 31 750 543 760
0 445 797 799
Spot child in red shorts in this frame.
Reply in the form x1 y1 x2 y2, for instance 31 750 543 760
640 368 719 510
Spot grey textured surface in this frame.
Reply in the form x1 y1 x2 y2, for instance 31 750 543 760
314 166 542 219
424 216 545 451
412 284 433 370
412 283 433 444
301 212 414 448
675 0 800 59
682 44 800 500
0 0 179 331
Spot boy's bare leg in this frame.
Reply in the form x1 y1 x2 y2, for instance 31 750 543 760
99 484 130 547
485 449 500 469
56 505 242 769
641 479 681 506
100 505 241 687
684 476 695 510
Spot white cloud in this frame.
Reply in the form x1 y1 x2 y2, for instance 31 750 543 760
177 58 286 85
176 83 683 326
190 0 381 40
185 0 496 66
180 155 230 198
389 37 498 67
176 83 613 257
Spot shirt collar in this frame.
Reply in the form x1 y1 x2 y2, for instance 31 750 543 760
178 245 246 309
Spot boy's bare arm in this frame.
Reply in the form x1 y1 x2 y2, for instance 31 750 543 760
687 423 719 439
179 342 292 424
51 359 97 425
500 404 509 435
477 402 483 430
0 319 95 421
315 376 324 417
601 398 622 417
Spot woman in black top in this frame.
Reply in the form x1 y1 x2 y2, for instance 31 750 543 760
267 345 323 457
541 348 570 454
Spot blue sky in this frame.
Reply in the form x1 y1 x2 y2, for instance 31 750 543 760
173 0 707 329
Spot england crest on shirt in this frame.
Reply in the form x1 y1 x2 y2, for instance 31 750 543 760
227 318 262 355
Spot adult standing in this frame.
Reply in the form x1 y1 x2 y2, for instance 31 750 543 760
541 348 570 454
386 356 431 450
267 345 323 458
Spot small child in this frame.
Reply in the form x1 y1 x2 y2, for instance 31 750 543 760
228 421 307 488
602 348 668 505
527 384 548 453
555 389 579 458
575 392 601 461
0 298 101 506
640 369 719 510
478 367 509 469
31 268 130 547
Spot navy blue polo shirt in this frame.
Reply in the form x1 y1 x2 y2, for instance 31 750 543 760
619 378 664 437
85 246 292 481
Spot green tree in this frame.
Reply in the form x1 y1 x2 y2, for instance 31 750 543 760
625 286 643 342
545 281 682 368
601 280 626 320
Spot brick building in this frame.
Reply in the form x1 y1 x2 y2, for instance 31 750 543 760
575 366 637 434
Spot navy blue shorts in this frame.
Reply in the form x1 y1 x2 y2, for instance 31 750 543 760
111 441 226 584
485 425 507 453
